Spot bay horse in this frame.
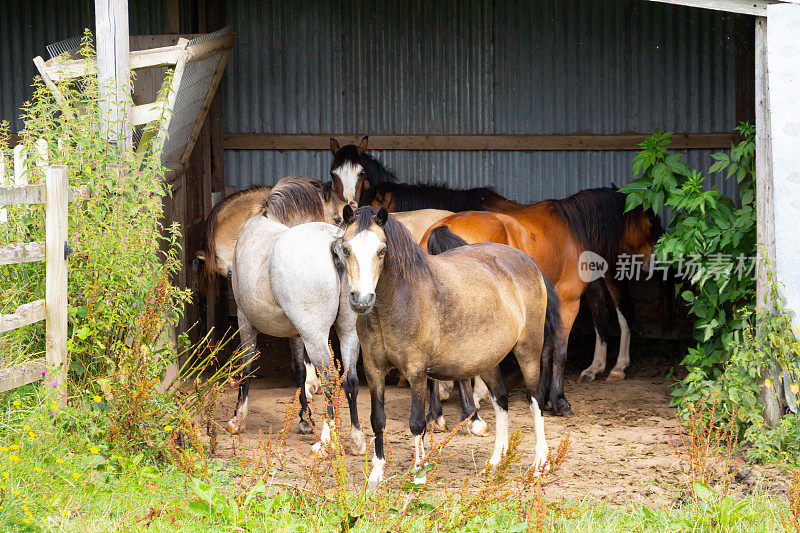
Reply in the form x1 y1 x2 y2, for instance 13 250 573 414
333 206 560 485
359 181 525 213
329 136 397 207
420 187 662 417
229 177 366 455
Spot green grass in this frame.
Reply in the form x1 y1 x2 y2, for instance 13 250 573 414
0 386 792 532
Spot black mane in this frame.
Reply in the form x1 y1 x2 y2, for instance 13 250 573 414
359 182 498 211
350 206 430 281
544 187 660 262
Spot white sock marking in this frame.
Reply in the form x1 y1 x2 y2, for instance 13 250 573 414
612 308 631 375
529 399 549 470
368 454 385 486
488 396 509 466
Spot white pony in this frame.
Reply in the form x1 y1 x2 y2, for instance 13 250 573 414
228 177 366 456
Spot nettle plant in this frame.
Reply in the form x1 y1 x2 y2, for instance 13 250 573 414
1 31 190 388
621 124 756 402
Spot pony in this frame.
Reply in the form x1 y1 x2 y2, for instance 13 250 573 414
329 136 397 206
196 180 345 402
421 187 662 417
359 181 524 213
228 177 366 456
333 206 560 485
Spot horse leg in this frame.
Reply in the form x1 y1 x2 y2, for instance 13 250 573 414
606 279 634 380
512 332 549 471
473 376 491 408
438 380 453 401
478 367 510 468
549 298 580 416
227 314 257 434
335 315 366 455
303 336 339 457
364 356 387 487
456 379 488 436
427 379 447 431
304 351 322 398
408 372 429 484
579 280 610 383
289 338 313 434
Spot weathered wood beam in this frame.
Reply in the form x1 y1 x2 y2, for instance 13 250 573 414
644 0 771 17
0 358 45 394
0 300 45 334
0 242 45 266
222 133 737 151
45 166 69 404
95 0 132 149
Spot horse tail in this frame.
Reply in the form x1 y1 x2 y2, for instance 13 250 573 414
426 225 468 255
542 273 561 351
197 212 220 295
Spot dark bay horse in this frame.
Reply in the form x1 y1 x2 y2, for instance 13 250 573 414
329 136 397 206
359 181 525 213
420 188 662 416
334 206 560 485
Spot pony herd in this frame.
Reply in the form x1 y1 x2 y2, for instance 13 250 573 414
197 136 662 485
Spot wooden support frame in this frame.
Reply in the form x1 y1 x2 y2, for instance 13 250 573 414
222 132 737 152
644 0 772 16
95 0 132 149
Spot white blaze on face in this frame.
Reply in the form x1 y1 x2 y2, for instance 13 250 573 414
332 161 364 204
348 230 384 296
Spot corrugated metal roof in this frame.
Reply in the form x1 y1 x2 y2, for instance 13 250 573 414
223 0 739 202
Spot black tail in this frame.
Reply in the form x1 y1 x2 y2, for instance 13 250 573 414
426 225 468 255
542 273 561 350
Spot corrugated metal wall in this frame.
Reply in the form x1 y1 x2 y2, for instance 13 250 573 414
0 0 194 132
223 0 740 202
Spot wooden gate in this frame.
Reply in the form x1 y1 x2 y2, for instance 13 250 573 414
0 161 85 396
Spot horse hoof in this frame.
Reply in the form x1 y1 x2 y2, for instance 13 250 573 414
397 376 409 387
473 396 482 410
555 408 574 417
579 372 595 383
434 415 448 432
469 418 490 437
310 441 328 458
349 440 367 456
225 420 242 435
297 420 314 434
607 370 625 381
439 390 450 402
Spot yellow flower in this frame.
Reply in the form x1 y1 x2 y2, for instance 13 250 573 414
1 472 7 478
50 401 59 410
12 400 20 407
164 425 173 432
792 383 799 395
71 472 80 479
11 490 19 495
8 455 18 462
90 446 100 455
62 508 69 516
0 485 4 489
22 519 30 525
0 447 7 453
22 500 28 504
9 444 18 451
34 467 41 473
22 425 30 431
764 379 774 390
56 458 64 464
93 395 102 403
22 506 28 512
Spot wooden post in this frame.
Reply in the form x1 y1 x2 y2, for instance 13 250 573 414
45 165 69 404
95 0 132 150
13 145 27 186
755 16 783 426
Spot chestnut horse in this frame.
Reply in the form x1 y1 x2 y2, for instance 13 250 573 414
360 181 524 213
334 206 560 485
421 188 662 416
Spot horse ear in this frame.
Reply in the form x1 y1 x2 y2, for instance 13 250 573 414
342 204 355 225
375 206 388 227
357 136 369 155
330 138 340 155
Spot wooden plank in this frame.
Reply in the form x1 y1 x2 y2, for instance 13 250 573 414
179 46 233 165
185 33 237 63
129 42 187 70
222 133 738 152
95 0 132 149
644 0 769 16
131 102 166 125
0 358 45 394
0 184 44 206
45 166 69 404
13 145 27 185
0 241 45 265
754 16 782 426
0 300 45 333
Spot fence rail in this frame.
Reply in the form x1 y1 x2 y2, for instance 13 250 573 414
0 148 78 396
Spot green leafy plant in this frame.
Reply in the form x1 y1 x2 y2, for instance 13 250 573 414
621 124 756 402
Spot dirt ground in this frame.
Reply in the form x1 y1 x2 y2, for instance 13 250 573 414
213 336 788 506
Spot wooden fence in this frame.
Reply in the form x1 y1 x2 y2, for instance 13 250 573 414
0 144 87 396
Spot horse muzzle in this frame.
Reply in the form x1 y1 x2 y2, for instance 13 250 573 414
349 291 375 314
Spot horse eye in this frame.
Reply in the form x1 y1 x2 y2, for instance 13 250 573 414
377 248 386 258
358 171 365 178
342 247 351 257
333 216 342 225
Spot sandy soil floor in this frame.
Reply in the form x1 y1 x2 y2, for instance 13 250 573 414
212 337 788 506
